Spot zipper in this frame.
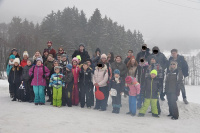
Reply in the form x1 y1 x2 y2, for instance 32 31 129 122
151 78 153 98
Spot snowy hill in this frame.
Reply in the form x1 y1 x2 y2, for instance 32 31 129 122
0 80 200 133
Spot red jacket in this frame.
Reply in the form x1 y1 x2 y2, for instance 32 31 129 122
49 48 57 58
72 65 80 84
20 59 27 68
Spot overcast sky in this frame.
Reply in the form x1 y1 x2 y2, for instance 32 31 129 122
0 0 200 52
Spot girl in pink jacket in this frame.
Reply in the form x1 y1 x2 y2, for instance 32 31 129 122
125 76 140 116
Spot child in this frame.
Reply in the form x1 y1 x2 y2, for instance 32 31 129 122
165 61 183 120
29 57 50 105
6 55 15 98
8 58 23 101
56 54 62 64
93 62 108 111
76 55 81 65
71 57 80 106
20 51 29 68
22 59 34 102
138 70 159 117
109 69 124 114
79 62 92 108
125 76 140 116
63 64 74 107
60 54 69 68
49 66 65 107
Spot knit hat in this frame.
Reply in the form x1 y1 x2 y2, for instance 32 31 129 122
150 69 157 76
79 43 85 48
11 48 17 53
43 49 49 54
125 76 133 84
54 66 60 71
72 57 79 63
13 58 20 64
27 59 33 64
86 58 92 63
61 54 67 58
47 41 52 44
76 55 81 61
150 55 158 62
23 51 29 57
66 64 72 70
101 54 107 59
48 54 53 58
9 55 16 59
114 69 120 75
53 60 59 64
36 57 43 63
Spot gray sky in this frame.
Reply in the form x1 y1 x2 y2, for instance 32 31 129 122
0 0 200 52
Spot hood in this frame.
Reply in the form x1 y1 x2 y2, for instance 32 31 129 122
95 48 101 54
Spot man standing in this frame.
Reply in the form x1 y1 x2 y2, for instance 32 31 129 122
168 49 189 104
124 50 135 66
47 41 56 58
136 44 151 63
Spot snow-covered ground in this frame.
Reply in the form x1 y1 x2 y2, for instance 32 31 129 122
0 80 200 133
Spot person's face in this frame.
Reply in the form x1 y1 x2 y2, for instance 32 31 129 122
83 64 88 70
101 58 106 63
87 61 91 66
47 43 52 48
62 57 67 61
55 68 60 73
36 61 42 66
10 59 14 62
48 56 53 61
96 51 100 55
35 52 40 57
116 57 121 63
57 56 61 61
59 49 64 53
107 53 111 58
27 61 31 66
151 74 156 79
54 62 59 67
79 46 84 52
170 63 176 69
23 55 28 60
44 52 48 57
128 51 133 56
131 58 135 64
73 61 77 66
114 74 120 78
14 62 19 66
171 52 178 58
12 51 17 56
151 58 156 64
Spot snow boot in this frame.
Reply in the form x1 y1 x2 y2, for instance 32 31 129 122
171 116 178 120
152 114 159 118
167 114 172 117
138 113 145 117
183 98 189 104
35 103 39 105
12 98 16 101
126 112 132 115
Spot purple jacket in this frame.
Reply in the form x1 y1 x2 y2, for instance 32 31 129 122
29 65 50 86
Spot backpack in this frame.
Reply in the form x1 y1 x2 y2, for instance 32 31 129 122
17 84 26 102
30 65 46 81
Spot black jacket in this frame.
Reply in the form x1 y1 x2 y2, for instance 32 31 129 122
72 49 90 64
136 48 151 63
8 66 23 84
79 67 92 86
109 77 124 93
136 65 148 86
168 55 189 77
22 65 32 81
111 62 127 79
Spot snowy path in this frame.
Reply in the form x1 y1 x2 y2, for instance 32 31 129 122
0 80 200 133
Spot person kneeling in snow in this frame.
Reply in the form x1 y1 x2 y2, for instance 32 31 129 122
125 76 140 116
109 69 124 114
138 70 159 117
49 66 65 107
165 61 183 120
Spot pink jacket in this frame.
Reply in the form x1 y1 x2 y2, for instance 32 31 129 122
93 65 108 87
126 77 140 96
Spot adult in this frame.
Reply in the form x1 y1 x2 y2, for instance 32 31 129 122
92 48 101 67
46 41 57 58
72 43 90 64
136 44 151 63
6 48 20 69
124 50 135 66
127 57 138 77
107 52 115 64
42 49 49 64
20 51 29 68
33 51 42 65
56 47 67 59
100 54 112 80
168 49 189 104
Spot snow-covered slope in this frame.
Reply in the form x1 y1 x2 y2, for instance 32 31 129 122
0 80 200 133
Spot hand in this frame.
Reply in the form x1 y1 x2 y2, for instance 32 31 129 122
94 83 99 86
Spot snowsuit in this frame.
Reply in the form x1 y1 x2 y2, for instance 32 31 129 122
72 65 80 105
165 68 183 119
79 67 92 108
49 73 65 107
29 65 50 104
63 70 74 107
93 66 109 110
139 77 159 115
8 66 23 100
22 65 34 101
109 77 124 113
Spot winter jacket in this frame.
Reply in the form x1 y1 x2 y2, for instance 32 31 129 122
20 59 28 68
165 68 183 94
48 48 57 58
136 62 149 86
72 65 81 84
142 77 160 99
5 54 20 69
146 63 163 79
64 70 74 85
6 60 14 76
126 77 140 96
92 55 100 67
79 67 92 86
168 55 189 77
93 65 109 87
72 49 90 64
49 73 65 89
44 60 54 71
60 60 69 68
127 65 137 77
8 66 23 84
42 55 48 65
33 55 42 66
124 56 135 66
22 65 32 81
136 48 151 63
29 65 50 86
109 77 124 93
111 61 127 79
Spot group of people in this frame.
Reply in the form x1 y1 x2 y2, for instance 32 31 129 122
6 41 189 120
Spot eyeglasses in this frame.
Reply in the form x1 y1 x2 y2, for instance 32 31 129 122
170 64 176 66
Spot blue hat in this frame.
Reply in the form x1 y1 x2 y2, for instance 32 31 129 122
66 64 72 70
9 55 16 59
114 69 120 75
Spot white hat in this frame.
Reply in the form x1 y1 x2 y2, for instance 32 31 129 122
36 57 43 63
13 58 20 64
101 54 107 59
23 51 29 57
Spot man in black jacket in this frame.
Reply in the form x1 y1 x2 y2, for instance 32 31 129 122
72 43 90 64
136 44 151 63
168 49 189 104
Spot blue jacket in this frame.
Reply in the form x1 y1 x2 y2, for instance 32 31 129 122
49 73 65 88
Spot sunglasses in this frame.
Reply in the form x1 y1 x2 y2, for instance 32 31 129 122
59 50 63 51
170 64 176 66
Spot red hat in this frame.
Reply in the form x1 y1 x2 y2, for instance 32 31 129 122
47 41 52 44
125 76 133 84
